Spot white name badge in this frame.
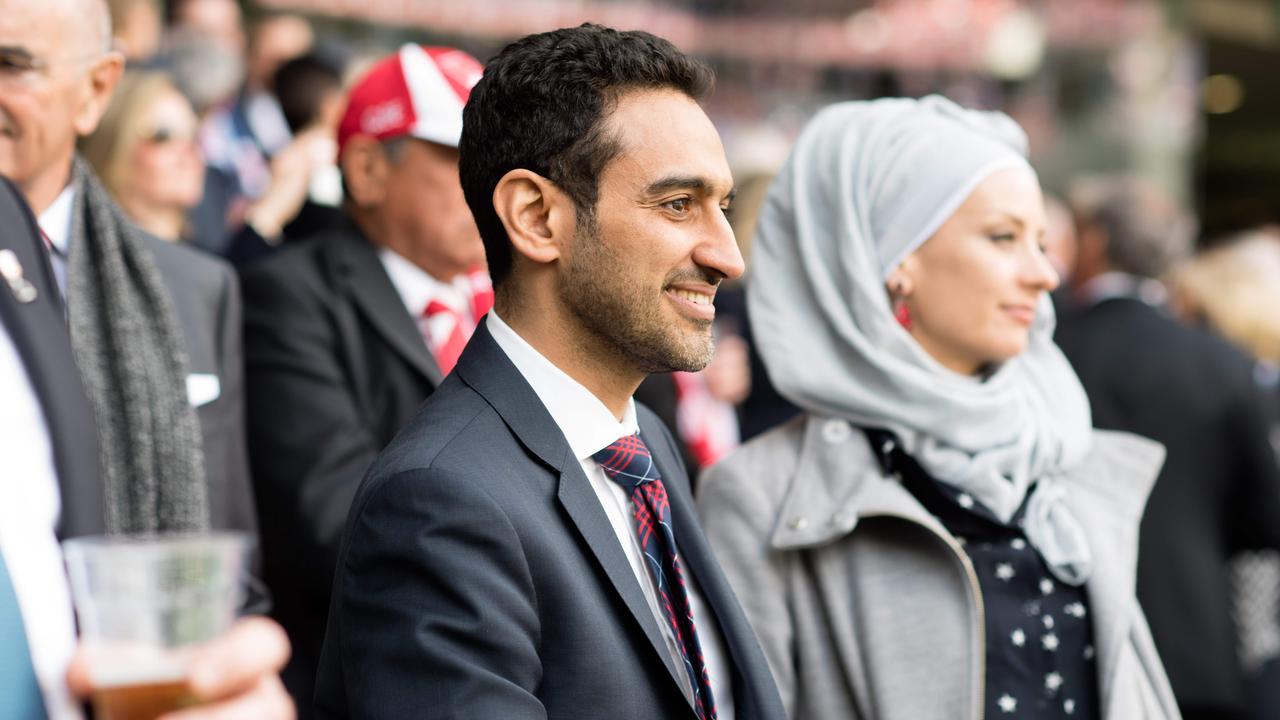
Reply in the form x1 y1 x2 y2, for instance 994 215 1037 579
186 373 221 408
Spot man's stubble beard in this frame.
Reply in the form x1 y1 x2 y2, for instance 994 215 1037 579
558 210 715 375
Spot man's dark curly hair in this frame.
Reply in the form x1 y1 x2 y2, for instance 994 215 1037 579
459 24 714 287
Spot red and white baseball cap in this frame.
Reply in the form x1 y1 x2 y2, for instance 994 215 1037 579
337 44 484 158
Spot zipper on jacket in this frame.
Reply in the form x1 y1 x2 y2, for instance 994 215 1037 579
864 507 988 720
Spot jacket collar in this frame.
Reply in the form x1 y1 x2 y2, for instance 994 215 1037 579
322 220 444 386
454 319 570 472
768 417 954 550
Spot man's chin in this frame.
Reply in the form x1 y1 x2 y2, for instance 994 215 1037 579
647 330 714 374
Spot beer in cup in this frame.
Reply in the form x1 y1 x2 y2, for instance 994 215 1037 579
62 533 250 720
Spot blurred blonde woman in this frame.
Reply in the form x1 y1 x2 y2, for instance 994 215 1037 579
79 71 205 242
697 97 1179 720
1171 231 1280 366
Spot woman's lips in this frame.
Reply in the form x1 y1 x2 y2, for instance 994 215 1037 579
1002 305 1036 325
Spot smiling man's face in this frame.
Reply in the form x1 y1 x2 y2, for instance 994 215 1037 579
556 87 742 374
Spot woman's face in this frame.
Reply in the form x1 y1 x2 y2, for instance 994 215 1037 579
892 167 1058 375
123 87 205 213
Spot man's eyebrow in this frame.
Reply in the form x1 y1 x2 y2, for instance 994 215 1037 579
643 175 736 201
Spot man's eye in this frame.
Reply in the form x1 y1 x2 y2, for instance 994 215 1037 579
664 198 691 214
0 54 35 73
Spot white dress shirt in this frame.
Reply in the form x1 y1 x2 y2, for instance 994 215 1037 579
378 248 476 356
0 324 83 720
36 184 75 296
487 311 735 717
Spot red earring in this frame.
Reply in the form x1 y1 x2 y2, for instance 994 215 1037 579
890 279 913 330
894 300 913 330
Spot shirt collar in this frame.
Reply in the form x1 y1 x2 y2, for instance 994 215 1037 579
377 247 469 318
486 310 638 461
1078 271 1168 309
36 184 76 257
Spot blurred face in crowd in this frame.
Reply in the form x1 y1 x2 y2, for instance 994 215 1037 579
890 166 1058 376
171 0 244 54
344 136 484 281
112 0 163 61
558 88 743 374
0 0 123 213
120 86 205 216
247 15 312 91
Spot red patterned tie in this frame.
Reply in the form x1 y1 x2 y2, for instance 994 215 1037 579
421 300 468 375
593 433 718 719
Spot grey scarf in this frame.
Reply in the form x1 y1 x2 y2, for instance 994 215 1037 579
66 157 209 534
750 97 1094 584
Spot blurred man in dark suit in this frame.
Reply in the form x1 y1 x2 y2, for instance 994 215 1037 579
238 44 488 716
1056 178 1280 720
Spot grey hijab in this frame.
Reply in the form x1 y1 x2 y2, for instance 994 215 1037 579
749 96 1094 584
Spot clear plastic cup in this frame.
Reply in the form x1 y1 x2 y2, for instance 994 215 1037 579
61 533 251 720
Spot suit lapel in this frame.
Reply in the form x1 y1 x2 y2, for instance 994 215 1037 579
326 225 444 386
555 457 688 694
0 179 105 539
455 324 691 705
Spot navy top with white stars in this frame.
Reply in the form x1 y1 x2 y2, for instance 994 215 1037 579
865 429 1101 719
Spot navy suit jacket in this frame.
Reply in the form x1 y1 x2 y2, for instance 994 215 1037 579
316 320 785 719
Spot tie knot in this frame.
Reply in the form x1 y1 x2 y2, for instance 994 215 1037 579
592 433 661 491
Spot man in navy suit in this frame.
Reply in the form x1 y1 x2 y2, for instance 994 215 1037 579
316 24 786 720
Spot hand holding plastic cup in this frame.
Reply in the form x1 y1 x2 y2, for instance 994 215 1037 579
61 533 250 720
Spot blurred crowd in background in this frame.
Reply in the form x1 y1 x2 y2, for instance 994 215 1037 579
61 0 1280 718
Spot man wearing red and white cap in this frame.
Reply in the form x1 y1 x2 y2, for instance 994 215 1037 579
238 43 489 718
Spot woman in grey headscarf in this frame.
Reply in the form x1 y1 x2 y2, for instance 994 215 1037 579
697 96 1180 720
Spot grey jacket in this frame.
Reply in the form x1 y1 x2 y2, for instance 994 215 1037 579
698 414 1181 720
147 235 256 539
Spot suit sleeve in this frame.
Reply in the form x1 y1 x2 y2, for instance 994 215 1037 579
241 265 383 601
696 457 797 717
334 467 547 719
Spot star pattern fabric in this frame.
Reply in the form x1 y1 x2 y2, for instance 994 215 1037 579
593 433 718 720
866 428 1100 720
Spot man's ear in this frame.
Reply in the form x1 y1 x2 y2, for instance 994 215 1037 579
73 51 125 137
493 169 572 267
340 137 390 208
